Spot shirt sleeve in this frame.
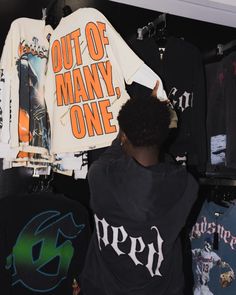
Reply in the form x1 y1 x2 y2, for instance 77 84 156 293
132 63 168 101
0 24 13 145
104 15 144 84
101 12 167 100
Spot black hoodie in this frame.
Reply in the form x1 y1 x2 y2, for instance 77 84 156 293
81 139 198 295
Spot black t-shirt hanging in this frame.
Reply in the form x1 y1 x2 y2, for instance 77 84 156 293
127 36 207 172
205 51 236 175
0 192 91 295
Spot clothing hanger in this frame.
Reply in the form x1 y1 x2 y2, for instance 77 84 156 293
44 0 73 26
155 24 168 60
44 0 59 27
137 13 167 41
200 177 236 207
46 0 58 14
62 5 73 17
137 14 168 60
42 8 47 21
204 39 236 63
205 183 236 250
154 14 168 48
155 27 168 47
29 173 54 193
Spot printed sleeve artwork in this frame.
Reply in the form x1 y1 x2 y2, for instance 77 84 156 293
17 36 50 159
0 69 5 129
0 18 53 174
45 8 144 154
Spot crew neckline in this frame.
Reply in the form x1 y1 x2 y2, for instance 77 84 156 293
206 200 236 221
59 7 93 24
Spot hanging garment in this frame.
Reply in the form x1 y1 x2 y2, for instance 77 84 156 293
44 7 167 155
206 60 226 168
206 51 236 174
0 17 90 179
0 191 91 294
0 18 52 159
127 36 207 172
190 198 236 295
224 52 236 169
81 138 198 295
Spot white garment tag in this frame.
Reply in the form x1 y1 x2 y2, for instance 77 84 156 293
158 48 166 60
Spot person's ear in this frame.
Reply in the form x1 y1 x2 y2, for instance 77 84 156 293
120 131 128 146
151 80 160 97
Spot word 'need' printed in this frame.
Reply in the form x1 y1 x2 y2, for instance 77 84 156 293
95 215 164 277
51 21 121 139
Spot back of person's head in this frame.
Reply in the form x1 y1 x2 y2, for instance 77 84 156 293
117 96 170 148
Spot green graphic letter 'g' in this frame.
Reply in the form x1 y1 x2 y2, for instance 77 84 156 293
7 211 84 292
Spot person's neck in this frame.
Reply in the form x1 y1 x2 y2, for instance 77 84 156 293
129 146 159 167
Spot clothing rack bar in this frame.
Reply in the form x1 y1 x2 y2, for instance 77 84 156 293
221 39 236 53
200 177 236 187
137 13 166 40
204 39 236 61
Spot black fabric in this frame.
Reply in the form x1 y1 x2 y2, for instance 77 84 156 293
205 52 236 176
0 192 91 294
81 139 199 295
205 60 226 173
224 52 236 169
127 36 207 173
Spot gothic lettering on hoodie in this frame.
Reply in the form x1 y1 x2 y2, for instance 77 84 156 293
169 87 193 112
94 214 164 277
51 22 121 140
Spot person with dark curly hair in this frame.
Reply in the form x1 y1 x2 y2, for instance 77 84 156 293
81 82 199 295
117 83 171 164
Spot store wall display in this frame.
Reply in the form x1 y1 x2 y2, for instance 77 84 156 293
0 1 168 181
0 0 236 197
1 1 236 294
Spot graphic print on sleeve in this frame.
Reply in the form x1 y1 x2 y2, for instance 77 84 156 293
17 35 51 158
0 18 52 159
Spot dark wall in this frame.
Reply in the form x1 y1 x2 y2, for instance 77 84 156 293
104 2 236 54
0 0 49 55
0 0 236 202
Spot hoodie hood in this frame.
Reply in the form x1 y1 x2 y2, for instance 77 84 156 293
89 154 191 226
